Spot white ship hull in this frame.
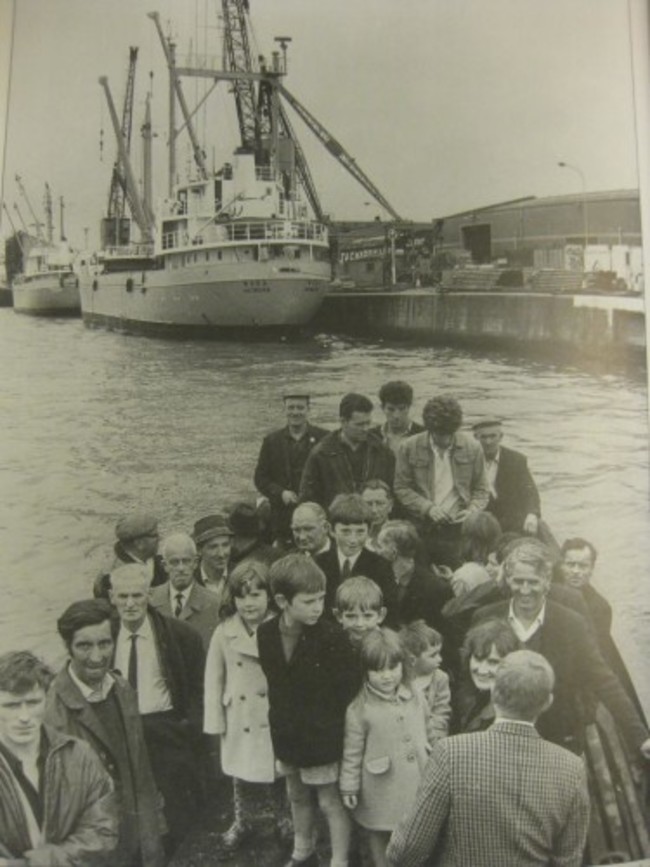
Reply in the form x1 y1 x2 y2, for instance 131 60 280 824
13 273 80 316
80 259 331 335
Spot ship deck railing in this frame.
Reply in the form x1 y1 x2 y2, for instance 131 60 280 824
160 220 328 251
100 244 155 259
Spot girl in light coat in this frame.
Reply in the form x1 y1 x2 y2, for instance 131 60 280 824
204 560 289 850
340 628 429 867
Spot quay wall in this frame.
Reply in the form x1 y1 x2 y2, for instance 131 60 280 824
313 290 646 365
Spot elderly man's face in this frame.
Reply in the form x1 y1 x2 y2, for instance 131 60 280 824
200 536 232 574
163 538 197 591
474 425 503 460
110 575 150 630
506 562 550 619
291 507 329 554
561 546 594 589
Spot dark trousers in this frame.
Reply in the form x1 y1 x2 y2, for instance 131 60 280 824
141 711 201 854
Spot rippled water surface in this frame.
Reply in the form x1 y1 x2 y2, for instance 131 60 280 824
1 311 648 712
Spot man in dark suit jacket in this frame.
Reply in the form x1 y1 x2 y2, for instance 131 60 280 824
255 393 328 544
387 650 590 867
472 540 650 758
45 599 165 867
472 418 541 534
315 494 399 626
110 563 206 855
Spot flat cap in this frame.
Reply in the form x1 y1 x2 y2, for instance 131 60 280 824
115 512 159 543
193 514 234 546
472 416 503 432
283 392 310 401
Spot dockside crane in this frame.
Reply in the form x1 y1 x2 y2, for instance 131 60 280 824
102 47 145 247
151 0 401 220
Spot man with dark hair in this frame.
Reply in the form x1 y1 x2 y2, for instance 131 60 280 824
472 417 542 535
45 599 165 867
388 650 590 867
315 493 398 625
0 650 118 865
109 563 206 856
559 537 643 714
371 380 424 455
299 392 394 509
94 512 167 599
395 395 489 567
255 393 328 545
473 540 650 757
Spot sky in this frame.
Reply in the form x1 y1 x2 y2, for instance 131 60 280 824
0 0 648 248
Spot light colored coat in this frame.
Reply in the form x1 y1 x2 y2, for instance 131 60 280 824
340 683 429 831
394 431 489 522
413 669 451 741
204 612 276 783
387 722 590 867
150 580 222 650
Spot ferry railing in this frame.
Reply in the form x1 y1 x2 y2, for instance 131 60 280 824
160 221 328 251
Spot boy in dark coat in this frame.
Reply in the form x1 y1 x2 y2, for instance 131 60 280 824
257 554 359 867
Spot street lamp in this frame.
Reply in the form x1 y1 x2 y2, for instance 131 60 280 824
557 161 589 253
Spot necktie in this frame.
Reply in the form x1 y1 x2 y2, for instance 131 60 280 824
174 592 184 617
127 634 138 691
342 558 352 579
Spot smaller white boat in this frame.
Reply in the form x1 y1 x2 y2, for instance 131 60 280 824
12 237 80 316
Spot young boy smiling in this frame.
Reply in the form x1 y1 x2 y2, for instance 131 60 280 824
257 554 359 867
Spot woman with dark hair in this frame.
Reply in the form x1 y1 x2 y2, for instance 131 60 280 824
451 618 518 733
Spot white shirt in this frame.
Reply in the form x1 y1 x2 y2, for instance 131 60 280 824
493 716 536 729
114 615 173 714
508 599 546 643
337 549 362 575
484 449 500 498
67 662 114 703
430 436 459 514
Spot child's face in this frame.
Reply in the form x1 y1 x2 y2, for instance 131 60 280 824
277 590 325 627
335 604 386 645
414 643 442 677
234 585 269 628
368 662 403 696
333 522 368 558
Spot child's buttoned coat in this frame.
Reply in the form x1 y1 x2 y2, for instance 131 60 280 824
204 612 275 783
340 683 429 831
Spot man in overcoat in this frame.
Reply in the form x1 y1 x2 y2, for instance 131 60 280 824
255 393 328 544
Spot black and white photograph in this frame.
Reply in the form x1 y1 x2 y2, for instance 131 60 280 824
0 1 649 865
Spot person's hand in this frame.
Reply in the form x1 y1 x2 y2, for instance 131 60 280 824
428 505 447 524
282 490 299 506
523 514 539 535
639 737 650 760
342 794 358 810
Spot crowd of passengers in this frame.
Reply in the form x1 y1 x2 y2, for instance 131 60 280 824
0 381 648 867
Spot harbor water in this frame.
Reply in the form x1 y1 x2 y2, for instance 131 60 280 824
1 311 649 715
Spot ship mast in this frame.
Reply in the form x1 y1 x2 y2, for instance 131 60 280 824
15 175 45 241
44 183 53 244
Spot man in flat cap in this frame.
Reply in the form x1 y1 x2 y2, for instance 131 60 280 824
193 514 235 611
472 417 541 535
254 392 328 545
94 512 167 599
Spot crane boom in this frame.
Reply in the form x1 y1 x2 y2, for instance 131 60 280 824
277 83 402 221
14 175 45 241
107 47 139 221
221 0 260 152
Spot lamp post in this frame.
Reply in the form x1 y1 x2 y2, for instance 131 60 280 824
558 161 588 254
